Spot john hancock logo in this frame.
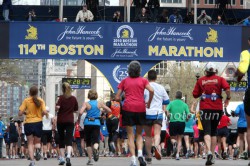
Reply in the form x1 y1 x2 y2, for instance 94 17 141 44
205 27 218 43
112 25 138 58
25 24 38 40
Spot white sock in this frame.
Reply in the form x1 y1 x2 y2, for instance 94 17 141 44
131 155 136 162
176 153 179 158
138 150 143 157
208 151 212 155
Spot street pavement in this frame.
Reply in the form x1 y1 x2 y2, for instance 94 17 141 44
0 157 249 166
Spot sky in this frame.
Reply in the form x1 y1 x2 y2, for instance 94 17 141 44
110 0 119 6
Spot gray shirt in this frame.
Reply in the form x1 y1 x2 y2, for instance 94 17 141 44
228 116 239 130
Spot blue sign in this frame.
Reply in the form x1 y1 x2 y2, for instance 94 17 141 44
8 22 242 62
88 60 160 92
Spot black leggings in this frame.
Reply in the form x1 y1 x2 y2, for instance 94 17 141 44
244 88 250 116
106 117 119 144
200 110 222 137
57 123 74 149
84 125 100 147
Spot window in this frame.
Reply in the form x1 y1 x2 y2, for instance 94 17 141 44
192 0 200 4
231 0 236 5
205 0 215 4
161 0 182 3
241 0 244 5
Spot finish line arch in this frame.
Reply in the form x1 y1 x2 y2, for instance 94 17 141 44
0 22 249 91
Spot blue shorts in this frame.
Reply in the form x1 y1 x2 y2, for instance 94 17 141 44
24 121 43 138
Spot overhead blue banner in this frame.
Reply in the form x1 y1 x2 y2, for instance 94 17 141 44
8 22 242 62
88 60 161 92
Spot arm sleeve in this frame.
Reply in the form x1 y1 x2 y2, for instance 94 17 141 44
19 100 27 112
117 79 125 90
192 80 202 98
74 98 79 111
235 105 240 115
41 100 46 111
75 11 80 22
162 87 170 105
89 11 94 21
185 104 190 115
238 50 250 74
221 77 230 91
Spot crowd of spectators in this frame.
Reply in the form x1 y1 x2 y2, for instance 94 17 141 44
0 1 249 25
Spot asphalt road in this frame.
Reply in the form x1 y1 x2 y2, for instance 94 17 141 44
0 157 249 166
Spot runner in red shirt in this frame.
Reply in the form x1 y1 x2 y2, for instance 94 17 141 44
217 113 231 159
115 61 154 166
192 63 231 166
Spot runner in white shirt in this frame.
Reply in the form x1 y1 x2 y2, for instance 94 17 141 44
79 112 87 156
144 70 170 162
42 106 54 160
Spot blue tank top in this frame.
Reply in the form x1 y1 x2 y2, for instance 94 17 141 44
84 100 101 126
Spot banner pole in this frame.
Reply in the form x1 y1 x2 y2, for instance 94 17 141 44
194 0 197 24
127 0 130 22
59 0 63 22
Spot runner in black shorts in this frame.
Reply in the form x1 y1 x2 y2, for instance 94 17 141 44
235 38 250 166
167 91 190 160
115 61 154 166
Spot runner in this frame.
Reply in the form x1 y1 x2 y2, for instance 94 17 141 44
166 91 190 160
235 37 250 166
232 98 248 160
115 61 154 166
42 106 54 160
9 117 18 159
19 86 47 166
192 62 231 166
183 113 195 159
56 82 79 166
144 70 170 162
106 93 121 155
226 108 238 160
217 112 231 159
78 89 111 165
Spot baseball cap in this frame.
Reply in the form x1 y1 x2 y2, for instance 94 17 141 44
205 62 217 73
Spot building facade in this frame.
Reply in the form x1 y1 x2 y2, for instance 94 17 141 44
0 81 29 118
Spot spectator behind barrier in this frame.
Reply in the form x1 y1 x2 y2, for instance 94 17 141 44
197 10 211 24
184 11 194 24
216 15 224 25
26 9 36 22
169 9 183 23
112 11 123 22
2 0 12 21
75 4 94 22
134 7 151 23
158 9 169 23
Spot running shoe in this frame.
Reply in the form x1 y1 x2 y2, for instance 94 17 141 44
47 152 51 158
145 157 152 164
58 157 65 165
248 161 250 166
130 161 137 166
93 149 99 162
176 156 180 160
87 160 94 165
233 147 239 158
35 148 41 161
222 152 227 160
152 146 161 160
205 154 213 166
172 142 177 157
138 156 147 166
44 157 47 160
29 161 35 166
243 152 248 160
66 157 71 166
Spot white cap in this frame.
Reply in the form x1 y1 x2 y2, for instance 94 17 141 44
205 62 217 73
46 106 50 112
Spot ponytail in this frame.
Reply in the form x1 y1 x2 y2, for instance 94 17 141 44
32 96 41 108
